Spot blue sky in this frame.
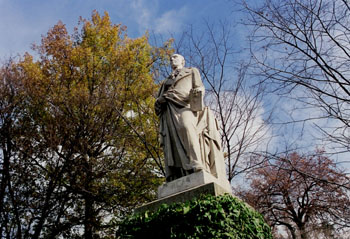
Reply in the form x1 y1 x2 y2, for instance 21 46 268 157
1 0 349 168
0 0 238 57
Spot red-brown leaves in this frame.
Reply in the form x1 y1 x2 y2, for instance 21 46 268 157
238 150 350 238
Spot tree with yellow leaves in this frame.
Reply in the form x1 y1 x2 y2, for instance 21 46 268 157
0 11 173 238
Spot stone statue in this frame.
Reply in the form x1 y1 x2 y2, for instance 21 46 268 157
155 54 227 182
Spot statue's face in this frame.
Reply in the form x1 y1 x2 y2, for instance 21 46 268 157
170 54 184 69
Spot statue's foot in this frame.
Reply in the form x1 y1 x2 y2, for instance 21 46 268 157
188 167 204 174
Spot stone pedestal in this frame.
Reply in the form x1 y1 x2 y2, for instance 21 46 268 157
158 170 231 199
135 170 232 214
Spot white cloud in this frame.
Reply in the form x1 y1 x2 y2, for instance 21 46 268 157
130 0 153 27
127 0 188 35
0 0 192 57
153 7 188 34
0 0 74 57
205 91 272 157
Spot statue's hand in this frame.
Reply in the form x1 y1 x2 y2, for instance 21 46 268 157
191 88 202 95
155 104 162 115
155 96 166 115
156 96 166 104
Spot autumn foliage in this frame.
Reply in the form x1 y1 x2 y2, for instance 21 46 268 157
0 11 172 238
238 151 350 239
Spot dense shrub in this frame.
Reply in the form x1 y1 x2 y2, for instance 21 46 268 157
116 194 272 239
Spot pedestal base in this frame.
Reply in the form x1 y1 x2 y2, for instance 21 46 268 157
135 171 232 214
158 170 232 199
135 182 231 214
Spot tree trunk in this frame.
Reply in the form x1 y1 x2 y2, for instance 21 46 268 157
7 176 22 239
285 224 297 239
0 129 11 217
84 159 94 239
299 224 308 239
84 195 94 239
32 179 56 239
0 145 10 238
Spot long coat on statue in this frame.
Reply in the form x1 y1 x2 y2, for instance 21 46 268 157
156 67 226 181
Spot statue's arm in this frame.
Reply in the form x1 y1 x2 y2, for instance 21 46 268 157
155 81 166 115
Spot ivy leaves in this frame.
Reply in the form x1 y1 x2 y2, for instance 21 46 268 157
116 194 272 239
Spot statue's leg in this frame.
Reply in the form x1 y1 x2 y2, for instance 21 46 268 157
178 108 204 172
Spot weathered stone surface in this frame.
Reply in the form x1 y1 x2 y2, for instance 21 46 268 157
157 170 231 199
135 182 232 214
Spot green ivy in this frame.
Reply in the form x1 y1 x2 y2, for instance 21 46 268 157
116 194 272 239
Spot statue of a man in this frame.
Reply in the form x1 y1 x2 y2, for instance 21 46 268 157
155 54 226 182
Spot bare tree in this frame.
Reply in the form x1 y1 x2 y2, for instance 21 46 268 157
243 0 350 156
237 150 350 239
172 21 272 182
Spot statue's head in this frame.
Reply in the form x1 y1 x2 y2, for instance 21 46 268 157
170 54 185 70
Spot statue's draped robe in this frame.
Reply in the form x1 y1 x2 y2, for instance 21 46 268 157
157 67 226 181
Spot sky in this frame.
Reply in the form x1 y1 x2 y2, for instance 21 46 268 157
1 0 349 169
0 0 238 58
